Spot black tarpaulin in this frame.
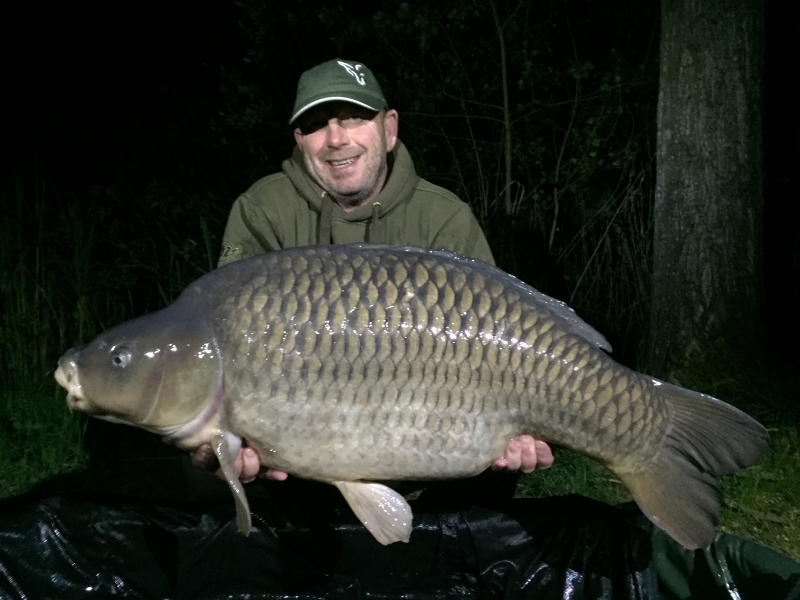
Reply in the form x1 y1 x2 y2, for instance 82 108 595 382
1 490 798 600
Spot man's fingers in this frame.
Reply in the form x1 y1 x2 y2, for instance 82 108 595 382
237 447 260 483
490 438 524 470
534 439 554 470
491 457 509 470
491 436 554 472
196 441 292 484
518 435 537 473
261 468 289 481
193 442 291 483
505 439 523 470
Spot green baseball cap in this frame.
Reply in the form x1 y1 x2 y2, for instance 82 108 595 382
289 59 388 124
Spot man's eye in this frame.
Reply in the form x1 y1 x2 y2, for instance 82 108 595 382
301 119 327 134
340 117 365 128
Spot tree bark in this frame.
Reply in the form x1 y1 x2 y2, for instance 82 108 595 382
646 0 765 380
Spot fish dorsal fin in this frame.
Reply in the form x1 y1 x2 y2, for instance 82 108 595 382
212 431 252 535
334 481 413 545
513 285 611 352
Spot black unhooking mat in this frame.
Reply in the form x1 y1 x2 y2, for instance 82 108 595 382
0 487 798 600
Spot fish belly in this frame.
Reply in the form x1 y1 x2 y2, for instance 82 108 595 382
226 382 521 482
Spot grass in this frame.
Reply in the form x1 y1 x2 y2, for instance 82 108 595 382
0 171 220 502
0 385 87 498
516 449 631 508
718 426 800 561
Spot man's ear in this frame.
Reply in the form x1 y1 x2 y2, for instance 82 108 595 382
383 109 399 152
294 128 304 150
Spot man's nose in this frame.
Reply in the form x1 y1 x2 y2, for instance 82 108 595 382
325 119 349 146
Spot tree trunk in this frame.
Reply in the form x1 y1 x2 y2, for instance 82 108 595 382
646 0 765 381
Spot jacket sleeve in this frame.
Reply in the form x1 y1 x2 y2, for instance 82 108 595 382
217 195 282 267
431 204 496 267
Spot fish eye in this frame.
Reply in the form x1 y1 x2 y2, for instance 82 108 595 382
111 347 132 369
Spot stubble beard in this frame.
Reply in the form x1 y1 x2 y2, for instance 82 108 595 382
303 149 388 210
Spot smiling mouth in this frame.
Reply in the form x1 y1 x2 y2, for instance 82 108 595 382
328 157 358 168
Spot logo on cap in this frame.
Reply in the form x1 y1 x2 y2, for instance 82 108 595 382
337 61 366 86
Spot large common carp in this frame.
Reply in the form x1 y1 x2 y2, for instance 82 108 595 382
55 244 767 549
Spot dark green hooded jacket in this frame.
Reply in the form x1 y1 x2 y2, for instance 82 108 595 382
218 140 494 266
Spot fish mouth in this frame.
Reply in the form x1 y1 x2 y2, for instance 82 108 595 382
55 352 92 413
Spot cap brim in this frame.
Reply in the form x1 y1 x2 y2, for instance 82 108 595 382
289 96 383 124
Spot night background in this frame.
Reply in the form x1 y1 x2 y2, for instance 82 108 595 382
4 0 797 355
1 0 799 566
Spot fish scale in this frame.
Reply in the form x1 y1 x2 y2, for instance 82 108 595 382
56 243 768 549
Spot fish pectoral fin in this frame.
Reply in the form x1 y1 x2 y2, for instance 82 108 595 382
212 431 252 536
334 481 413 545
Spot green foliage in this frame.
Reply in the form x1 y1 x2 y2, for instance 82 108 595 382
0 168 226 497
516 450 631 507
719 426 800 562
0 170 223 355
0 387 87 499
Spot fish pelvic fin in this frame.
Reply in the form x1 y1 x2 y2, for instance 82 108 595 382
612 382 769 550
212 431 252 536
334 481 413 545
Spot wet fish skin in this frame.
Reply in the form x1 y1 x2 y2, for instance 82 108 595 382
55 244 768 549
221 248 660 481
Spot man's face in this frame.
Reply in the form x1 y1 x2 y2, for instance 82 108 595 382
294 102 398 211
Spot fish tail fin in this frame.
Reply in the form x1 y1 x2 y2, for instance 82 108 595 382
611 383 768 550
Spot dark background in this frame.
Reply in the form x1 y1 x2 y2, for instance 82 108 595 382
2 0 797 359
4 1 244 191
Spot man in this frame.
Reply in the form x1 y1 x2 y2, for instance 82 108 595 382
194 58 553 483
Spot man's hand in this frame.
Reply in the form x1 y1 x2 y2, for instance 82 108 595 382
190 442 287 483
491 435 554 473
192 435 553 483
